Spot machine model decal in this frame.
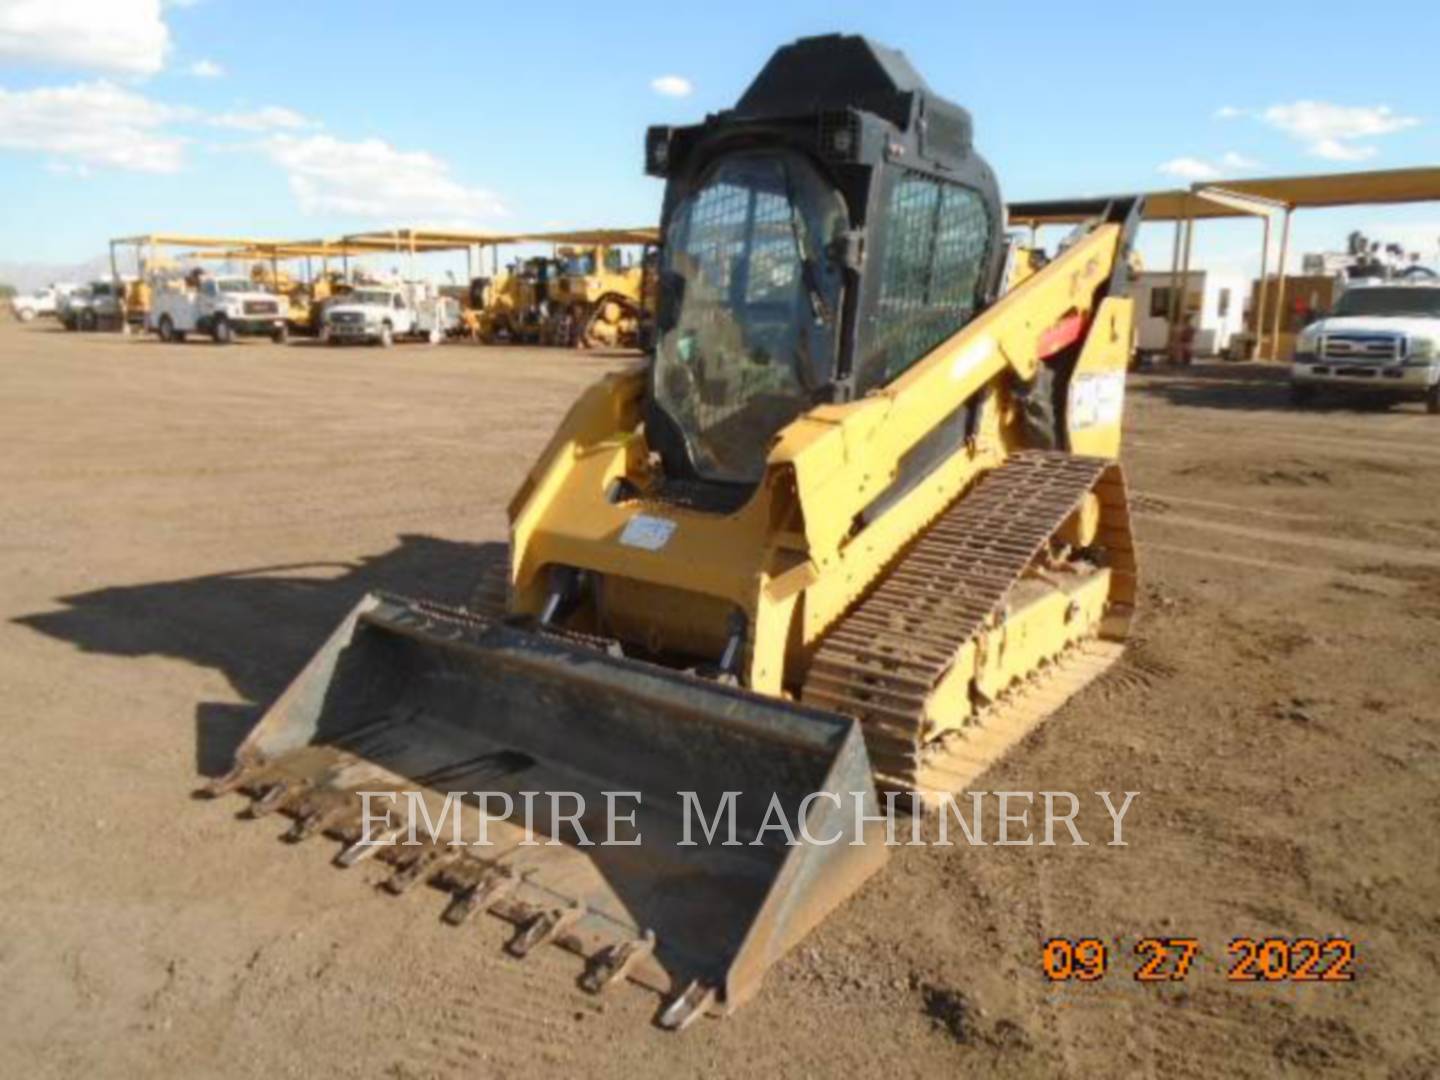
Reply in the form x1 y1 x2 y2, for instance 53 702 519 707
619 514 679 551
1069 371 1126 430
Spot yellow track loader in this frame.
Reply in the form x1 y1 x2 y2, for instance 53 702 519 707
204 35 1141 1029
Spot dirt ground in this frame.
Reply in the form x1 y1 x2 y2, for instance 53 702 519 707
2 318 1437 1078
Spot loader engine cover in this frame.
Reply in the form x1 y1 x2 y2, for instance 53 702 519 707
645 33 1006 484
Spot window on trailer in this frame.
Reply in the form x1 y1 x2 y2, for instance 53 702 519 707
1150 286 1171 319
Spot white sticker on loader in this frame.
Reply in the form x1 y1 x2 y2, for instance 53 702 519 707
1069 371 1126 431
619 514 678 551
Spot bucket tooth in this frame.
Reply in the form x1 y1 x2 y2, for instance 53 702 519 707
285 801 351 843
246 779 307 819
507 902 585 958
657 980 716 1032
581 930 656 994
382 848 458 895
442 866 516 925
334 823 403 868
200 764 254 799
283 789 322 821
293 787 385 843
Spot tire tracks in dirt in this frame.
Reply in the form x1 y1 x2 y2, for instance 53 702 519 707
1135 509 1440 571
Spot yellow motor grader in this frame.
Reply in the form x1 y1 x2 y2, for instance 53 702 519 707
205 34 1141 1029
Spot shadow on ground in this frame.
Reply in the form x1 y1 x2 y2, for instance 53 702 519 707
15 534 506 775
1130 360 1419 414
1130 360 1289 411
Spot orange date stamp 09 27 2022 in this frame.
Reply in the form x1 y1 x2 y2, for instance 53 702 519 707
1041 936 1358 984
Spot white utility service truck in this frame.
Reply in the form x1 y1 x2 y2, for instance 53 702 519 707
147 274 288 344
321 283 461 346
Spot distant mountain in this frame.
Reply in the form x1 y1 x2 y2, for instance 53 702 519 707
0 255 112 293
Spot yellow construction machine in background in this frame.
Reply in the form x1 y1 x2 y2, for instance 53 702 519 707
205 34 1142 1029
247 263 356 334
470 255 557 343
465 228 658 347
539 233 656 348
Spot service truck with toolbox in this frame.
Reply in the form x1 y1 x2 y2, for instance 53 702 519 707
147 272 288 344
320 282 459 346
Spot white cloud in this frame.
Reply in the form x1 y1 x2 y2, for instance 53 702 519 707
208 105 313 132
0 0 170 75
0 80 188 172
1307 137 1377 162
1262 100 1419 142
650 75 693 98
44 159 89 177
1158 156 1221 181
1158 150 1262 181
1214 105 1245 120
187 58 223 78
1260 100 1418 161
262 134 505 221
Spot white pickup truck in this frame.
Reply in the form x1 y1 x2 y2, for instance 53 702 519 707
10 283 77 322
321 284 460 346
147 275 288 344
1292 281 1440 414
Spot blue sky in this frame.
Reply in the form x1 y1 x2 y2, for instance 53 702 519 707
1 0 1437 277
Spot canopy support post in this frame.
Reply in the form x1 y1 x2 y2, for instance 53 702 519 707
1268 207 1293 361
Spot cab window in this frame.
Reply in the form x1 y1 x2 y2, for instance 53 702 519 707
858 173 991 390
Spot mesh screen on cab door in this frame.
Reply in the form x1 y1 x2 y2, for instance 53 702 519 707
865 174 990 387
